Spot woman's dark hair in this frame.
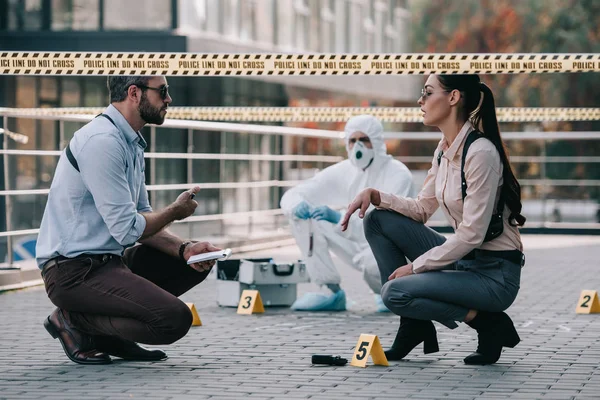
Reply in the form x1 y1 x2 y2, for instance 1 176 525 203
437 74 526 227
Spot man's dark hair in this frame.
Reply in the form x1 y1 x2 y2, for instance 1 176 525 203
107 76 151 103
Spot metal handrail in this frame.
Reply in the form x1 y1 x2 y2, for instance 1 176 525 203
3 107 600 123
2 178 600 198
3 109 600 140
3 149 600 164
0 149 343 162
0 208 287 238
386 131 600 140
395 156 600 163
0 181 302 196
1 110 599 268
0 111 344 139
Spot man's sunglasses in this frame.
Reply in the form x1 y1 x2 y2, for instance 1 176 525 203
348 137 371 144
136 84 170 100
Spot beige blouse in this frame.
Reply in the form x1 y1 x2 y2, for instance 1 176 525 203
378 121 523 274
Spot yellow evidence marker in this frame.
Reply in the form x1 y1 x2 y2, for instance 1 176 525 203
236 290 265 315
350 334 389 368
576 290 600 314
185 303 202 326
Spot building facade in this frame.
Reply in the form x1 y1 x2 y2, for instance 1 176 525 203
0 0 413 261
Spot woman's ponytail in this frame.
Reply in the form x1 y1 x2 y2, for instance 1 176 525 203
473 82 526 226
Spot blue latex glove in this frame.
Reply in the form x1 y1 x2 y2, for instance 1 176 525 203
293 201 312 220
311 206 341 224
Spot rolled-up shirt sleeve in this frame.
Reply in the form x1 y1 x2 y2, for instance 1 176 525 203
412 148 502 273
77 135 146 246
137 181 153 213
378 149 441 223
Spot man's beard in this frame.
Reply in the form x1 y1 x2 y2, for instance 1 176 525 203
138 92 165 125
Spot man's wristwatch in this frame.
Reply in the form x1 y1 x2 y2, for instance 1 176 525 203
179 241 193 262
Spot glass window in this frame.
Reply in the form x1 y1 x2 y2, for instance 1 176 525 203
154 129 186 181
362 0 375 52
388 0 396 25
82 78 106 106
51 0 99 30
334 0 345 52
223 0 240 37
347 1 361 52
10 77 56 230
192 129 220 189
203 0 221 33
254 0 274 44
384 0 397 53
60 78 81 107
39 77 58 104
239 0 256 41
307 0 320 51
394 5 409 53
342 0 352 52
103 0 171 30
59 78 83 144
373 0 385 53
12 77 36 200
293 0 310 50
7 0 43 30
320 0 335 52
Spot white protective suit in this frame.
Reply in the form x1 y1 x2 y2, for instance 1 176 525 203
280 115 414 293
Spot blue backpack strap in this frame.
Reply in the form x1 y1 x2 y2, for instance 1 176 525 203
64 113 117 172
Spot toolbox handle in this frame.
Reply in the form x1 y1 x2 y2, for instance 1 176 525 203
272 263 295 276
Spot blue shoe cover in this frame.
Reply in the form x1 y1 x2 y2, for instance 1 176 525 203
374 294 391 313
291 290 346 311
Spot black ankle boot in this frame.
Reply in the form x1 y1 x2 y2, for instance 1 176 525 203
464 311 520 365
384 317 439 361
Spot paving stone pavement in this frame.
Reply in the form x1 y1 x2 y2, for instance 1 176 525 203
1 235 599 400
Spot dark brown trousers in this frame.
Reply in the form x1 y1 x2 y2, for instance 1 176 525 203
41 245 210 345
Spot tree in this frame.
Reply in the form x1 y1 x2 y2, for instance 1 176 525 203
409 0 600 200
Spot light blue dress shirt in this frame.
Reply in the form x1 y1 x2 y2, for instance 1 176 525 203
36 105 151 269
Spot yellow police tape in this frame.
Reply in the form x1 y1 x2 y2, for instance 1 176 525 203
1 52 599 75
4 107 600 123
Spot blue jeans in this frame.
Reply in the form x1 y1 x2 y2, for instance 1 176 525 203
364 210 521 329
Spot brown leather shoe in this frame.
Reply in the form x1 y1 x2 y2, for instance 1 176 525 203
44 309 111 365
95 336 167 361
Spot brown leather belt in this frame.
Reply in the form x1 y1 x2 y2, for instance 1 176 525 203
42 253 118 277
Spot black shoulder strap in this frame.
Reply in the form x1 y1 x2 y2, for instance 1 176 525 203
97 113 117 127
460 130 483 201
64 113 117 172
65 142 79 172
460 130 507 243
436 150 443 166
461 130 505 213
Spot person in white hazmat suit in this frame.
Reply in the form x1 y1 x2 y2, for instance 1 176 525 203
280 115 414 312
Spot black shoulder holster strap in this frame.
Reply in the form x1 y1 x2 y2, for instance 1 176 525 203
65 113 117 172
437 130 505 242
